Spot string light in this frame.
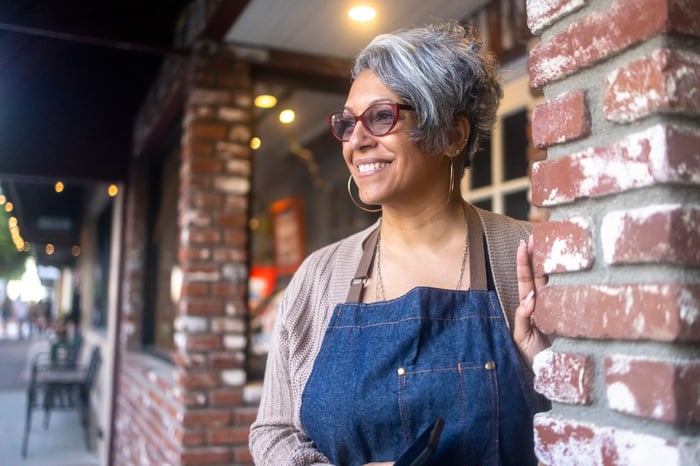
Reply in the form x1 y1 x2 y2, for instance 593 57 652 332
108 184 119 197
55 181 64 193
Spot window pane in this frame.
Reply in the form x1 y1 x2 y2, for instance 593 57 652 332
470 138 492 188
474 198 492 212
503 109 528 181
505 190 529 221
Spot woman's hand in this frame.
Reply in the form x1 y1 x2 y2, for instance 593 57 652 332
513 235 550 367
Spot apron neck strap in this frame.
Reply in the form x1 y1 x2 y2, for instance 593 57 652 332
464 203 488 291
345 204 488 302
346 226 380 303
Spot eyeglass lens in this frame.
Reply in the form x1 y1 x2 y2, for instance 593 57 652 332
329 103 409 141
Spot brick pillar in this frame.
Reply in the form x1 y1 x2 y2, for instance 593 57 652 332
526 0 700 464
175 47 254 465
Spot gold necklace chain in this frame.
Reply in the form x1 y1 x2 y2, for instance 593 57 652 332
375 220 469 301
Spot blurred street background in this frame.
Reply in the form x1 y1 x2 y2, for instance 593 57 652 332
0 322 99 466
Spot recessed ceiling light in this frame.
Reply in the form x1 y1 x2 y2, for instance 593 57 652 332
279 109 295 124
255 94 278 109
349 6 376 22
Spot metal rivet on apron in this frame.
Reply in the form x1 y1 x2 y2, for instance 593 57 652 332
397 367 405 375
485 361 495 370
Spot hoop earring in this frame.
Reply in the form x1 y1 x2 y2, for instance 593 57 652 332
447 157 455 205
347 175 382 213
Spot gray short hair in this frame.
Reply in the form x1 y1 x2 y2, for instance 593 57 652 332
352 21 502 167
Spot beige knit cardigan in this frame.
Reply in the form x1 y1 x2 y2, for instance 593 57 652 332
249 205 534 466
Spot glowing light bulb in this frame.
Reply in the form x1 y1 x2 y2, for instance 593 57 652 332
279 109 295 124
349 6 376 22
254 94 277 108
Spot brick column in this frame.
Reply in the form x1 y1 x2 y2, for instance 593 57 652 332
526 0 700 464
175 47 255 465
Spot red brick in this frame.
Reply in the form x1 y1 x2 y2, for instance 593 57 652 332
189 88 232 106
601 205 700 266
532 218 593 274
179 447 231 465
179 298 225 317
180 246 212 262
187 227 222 244
185 333 224 351
180 282 210 298
605 355 700 424
181 192 222 210
224 229 248 246
189 121 229 140
234 406 259 424
216 213 247 228
532 90 591 148
531 124 700 207
534 413 696 465
175 427 206 447
183 140 214 158
529 0 700 88
534 349 594 404
208 426 249 445
233 446 255 465
210 351 244 369
183 158 224 175
605 49 700 123
213 283 245 298
182 264 221 282
177 370 219 389
180 175 213 192
217 140 251 159
181 408 231 428
210 388 244 407
223 195 249 213
526 0 586 34
534 283 700 341
212 247 247 262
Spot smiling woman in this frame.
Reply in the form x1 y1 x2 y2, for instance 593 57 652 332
250 20 550 466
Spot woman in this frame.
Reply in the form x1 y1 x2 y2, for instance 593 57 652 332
250 21 550 465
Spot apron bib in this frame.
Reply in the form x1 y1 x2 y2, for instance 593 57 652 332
300 206 536 466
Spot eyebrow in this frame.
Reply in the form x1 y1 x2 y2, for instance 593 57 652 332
342 98 396 113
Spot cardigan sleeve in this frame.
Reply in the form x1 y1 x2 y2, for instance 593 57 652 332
249 225 373 465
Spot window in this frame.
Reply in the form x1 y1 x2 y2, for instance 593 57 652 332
462 74 541 220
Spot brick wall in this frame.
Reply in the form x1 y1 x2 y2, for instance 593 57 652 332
113 47 256 466
526 0 700 464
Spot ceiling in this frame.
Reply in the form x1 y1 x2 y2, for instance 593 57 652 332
0 0 486 269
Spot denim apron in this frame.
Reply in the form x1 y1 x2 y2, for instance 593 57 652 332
300 205 536 466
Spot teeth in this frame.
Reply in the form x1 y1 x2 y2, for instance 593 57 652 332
358 162 389 173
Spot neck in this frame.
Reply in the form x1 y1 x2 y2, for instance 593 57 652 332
379 199 466 248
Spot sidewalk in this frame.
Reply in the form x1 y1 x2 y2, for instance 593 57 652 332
0 324 100 466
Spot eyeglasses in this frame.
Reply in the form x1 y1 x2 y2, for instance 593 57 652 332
328 102 415 142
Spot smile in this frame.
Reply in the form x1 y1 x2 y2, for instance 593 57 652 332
357 162 390 173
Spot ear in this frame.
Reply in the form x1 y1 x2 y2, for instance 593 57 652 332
448 117 470 155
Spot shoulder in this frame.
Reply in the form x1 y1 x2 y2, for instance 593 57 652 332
278 221 380 322
475 206 532 242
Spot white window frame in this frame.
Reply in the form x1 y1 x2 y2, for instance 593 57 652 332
461 70 541 215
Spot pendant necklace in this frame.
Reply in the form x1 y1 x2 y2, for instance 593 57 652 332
374 219 469 301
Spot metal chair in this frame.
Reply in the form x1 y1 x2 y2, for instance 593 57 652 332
21 345 101 458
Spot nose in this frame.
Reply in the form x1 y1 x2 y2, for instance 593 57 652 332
346 119 373 148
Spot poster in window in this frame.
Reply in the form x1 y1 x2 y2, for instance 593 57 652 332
271 198 305 276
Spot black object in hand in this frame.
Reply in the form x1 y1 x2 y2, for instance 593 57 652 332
394 417 445 466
